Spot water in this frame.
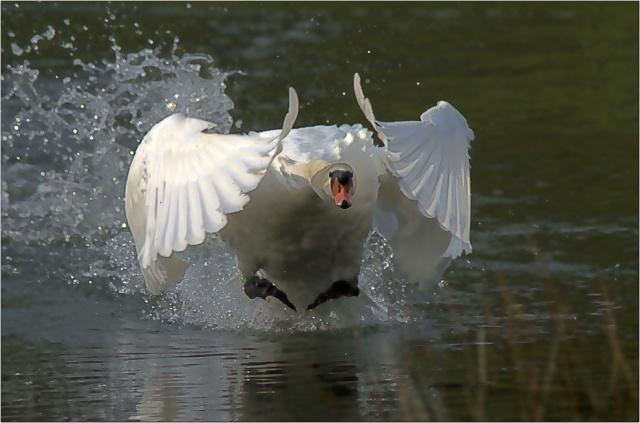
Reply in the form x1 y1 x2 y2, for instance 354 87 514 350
1 2 638 421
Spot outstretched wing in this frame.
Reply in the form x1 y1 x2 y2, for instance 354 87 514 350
125 88 299 294
354 73 474 285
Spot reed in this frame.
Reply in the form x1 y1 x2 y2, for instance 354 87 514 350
399 272 638 421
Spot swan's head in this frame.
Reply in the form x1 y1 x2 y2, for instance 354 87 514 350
309 162 357 210
329 169 354 209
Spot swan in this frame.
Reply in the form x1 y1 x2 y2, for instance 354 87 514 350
124 73 474 311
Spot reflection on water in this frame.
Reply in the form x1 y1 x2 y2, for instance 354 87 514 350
4 297 635 421
1 1 638 421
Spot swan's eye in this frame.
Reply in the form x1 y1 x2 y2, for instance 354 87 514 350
329 170 353 185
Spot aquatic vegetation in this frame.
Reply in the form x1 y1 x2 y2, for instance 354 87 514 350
397 276 638 421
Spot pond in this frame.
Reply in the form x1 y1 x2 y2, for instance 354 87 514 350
1 2 638 421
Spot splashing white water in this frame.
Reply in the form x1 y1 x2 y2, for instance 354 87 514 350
2 38 424 332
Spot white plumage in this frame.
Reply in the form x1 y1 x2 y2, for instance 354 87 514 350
125 88 297 294
125 75 474 306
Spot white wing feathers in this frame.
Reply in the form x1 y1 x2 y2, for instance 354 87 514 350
354 73 474 260
353 73 388 146
125 88 299 294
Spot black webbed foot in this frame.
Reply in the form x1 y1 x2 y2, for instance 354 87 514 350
307 279 360 311
244 276 297 311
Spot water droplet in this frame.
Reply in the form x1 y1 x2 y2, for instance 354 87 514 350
43 26 56 40
11 43 23 56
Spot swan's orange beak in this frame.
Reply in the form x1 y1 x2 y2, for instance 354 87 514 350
331 173 353 209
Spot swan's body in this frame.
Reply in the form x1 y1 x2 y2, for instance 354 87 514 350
220 125 381 305
125 75 474 310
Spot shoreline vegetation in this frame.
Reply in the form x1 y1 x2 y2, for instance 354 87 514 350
399 274 638 421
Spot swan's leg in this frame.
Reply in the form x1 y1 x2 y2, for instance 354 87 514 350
243 275 297 311
307 276 360 311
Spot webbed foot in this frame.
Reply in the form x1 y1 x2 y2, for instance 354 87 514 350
307 278 359 311
244 276 297 311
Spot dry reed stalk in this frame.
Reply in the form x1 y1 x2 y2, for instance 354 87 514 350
498 274 530 421
474 327 487 421
442 283 475 415
599 280 637 400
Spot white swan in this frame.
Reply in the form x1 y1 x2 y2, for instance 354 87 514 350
124 74 474 311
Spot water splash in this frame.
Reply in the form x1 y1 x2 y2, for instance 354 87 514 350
2 37 232 243
2 37 423 332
